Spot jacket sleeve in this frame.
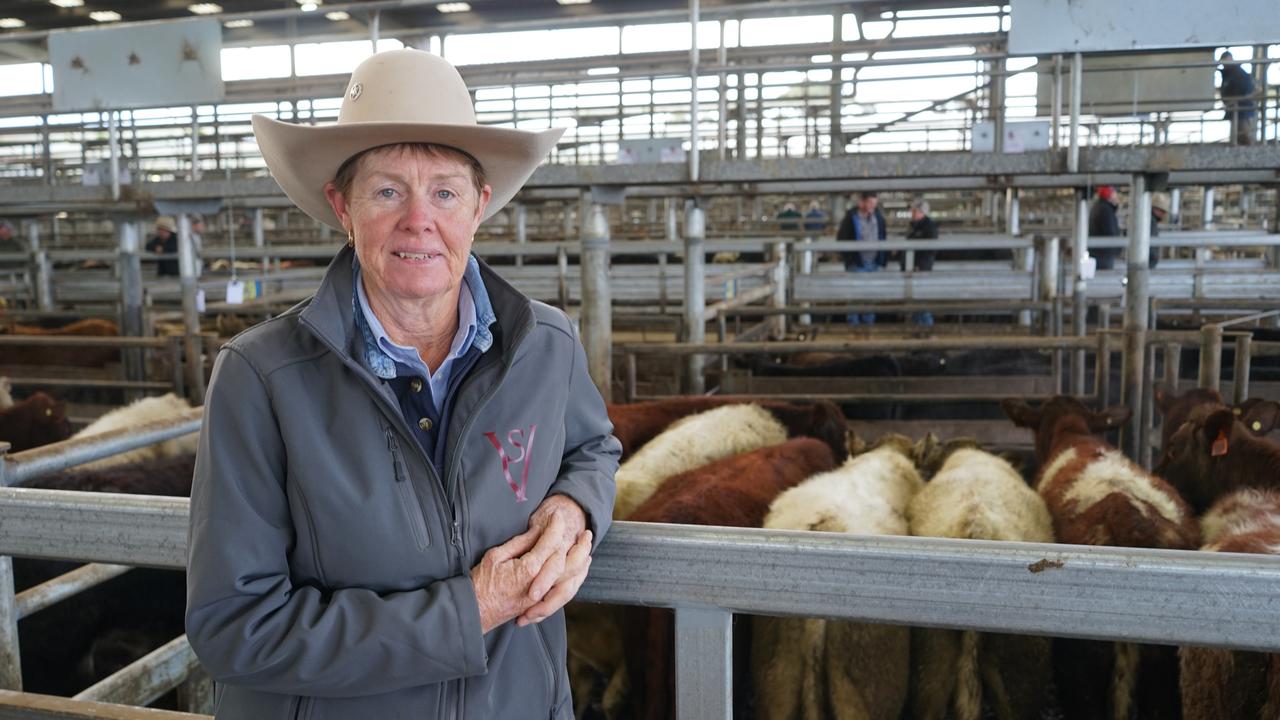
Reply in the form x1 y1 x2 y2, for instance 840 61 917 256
185 346 488 698
835 211 855 240
548 321 620 550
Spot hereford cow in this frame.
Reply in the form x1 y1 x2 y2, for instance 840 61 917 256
0 392 73 452
607 397 848 462
622 438 837 720
907 446 1055 720
1 318 121 368
1180 488 1280 720
71 393 197 470
1157 402 1280 514
1002 396 1198 720
611 403 790 520
753 436 923 720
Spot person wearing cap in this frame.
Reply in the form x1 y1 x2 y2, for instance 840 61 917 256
185 49 619 718
146 216 179 276
1218 52 1257 145
1088 185 1122 270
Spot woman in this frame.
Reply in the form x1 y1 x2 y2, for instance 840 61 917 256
186 49 620 719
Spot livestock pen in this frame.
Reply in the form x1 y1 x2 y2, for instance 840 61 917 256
0 410 1278 719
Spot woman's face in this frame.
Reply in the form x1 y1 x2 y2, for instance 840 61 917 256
325 145 491 306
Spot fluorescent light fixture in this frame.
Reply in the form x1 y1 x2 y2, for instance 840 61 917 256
189 3 223 14
557 0 592 4
299 2 318 10
0 17 25 28
89 10 122 21
50 0 85 7
325 10 350 20
436 2 471 13
223 18 254 28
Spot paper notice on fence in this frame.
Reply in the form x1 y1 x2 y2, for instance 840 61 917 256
226 280 245 305
196 289 206 313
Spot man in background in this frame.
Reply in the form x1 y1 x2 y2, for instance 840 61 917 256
1219 52 1257 145
837 191 888 325
901 198 938 326
1089 185 1122 270
146 216 178 276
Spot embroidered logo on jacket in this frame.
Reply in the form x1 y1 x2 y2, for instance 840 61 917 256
483 425 538 502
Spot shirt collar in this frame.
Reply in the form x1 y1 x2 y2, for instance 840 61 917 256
351 254 496 380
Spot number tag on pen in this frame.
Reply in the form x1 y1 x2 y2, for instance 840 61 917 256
225 280 245 305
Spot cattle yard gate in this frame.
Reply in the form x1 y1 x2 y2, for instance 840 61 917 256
0 378 1278 719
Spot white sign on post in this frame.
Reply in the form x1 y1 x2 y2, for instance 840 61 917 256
1081 256 1098 280
195 289 206 313
225 281 245 305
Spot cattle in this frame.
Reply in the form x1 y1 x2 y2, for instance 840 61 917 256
70 393 197 470
1180 488 1280 720
1003 396 1199 720
0 391 73 452
752 436 923 720
1154 386 1279 456
611 403 790 520
623 438 838 720
906 446 1055 720
1232 398 1280 437
0 376 12 408
606 397 848 461
1157 401 1280 515
14 454 193 698
0 318 120 368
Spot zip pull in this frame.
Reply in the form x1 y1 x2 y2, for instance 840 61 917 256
450 508 463 552
384 427 406 483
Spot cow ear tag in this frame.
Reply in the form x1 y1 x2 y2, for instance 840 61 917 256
1211 430 1229 457
1252 421 1262 432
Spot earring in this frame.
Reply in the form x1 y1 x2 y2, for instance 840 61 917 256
346 230 354 247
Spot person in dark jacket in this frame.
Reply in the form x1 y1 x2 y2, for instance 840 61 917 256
802 200 828 233
901 198 937 326
1219 52 1257 145
1149 192 1170 269
186 49 619 720
1088 185 1122 270
837 191 888 324
144 216 178 276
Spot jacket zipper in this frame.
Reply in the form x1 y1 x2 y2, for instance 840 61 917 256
384 426 431 551
533 624 559 715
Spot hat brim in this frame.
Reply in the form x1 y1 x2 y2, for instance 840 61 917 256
251 115 564 231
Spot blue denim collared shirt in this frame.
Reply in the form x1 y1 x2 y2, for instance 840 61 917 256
353 254 496 414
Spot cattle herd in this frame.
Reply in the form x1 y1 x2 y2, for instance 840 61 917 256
0 368 1278 718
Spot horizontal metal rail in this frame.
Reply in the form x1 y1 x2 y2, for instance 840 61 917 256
3 379 174 392
0 489 1276 653
14 564 131 620
73 636 199 708
619 335 1105 355
0 336 168 349
719 300 1054 317
0 409 203 487
0 689 205 719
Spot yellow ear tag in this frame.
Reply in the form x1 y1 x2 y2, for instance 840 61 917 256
1252 421 1262 432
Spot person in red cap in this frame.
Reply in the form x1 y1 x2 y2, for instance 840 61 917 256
1088 185 1122 269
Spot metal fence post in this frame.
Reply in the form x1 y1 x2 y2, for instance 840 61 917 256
28 221 53 312
0 556 21 690
769 241 788 340
1071 191 1090 396
580 204 613 402
117 220 146 397
1199 324 1223 391
514 202 527 268
684 205 707 394
675 607 732 720
1121 174 1151 461
177 214 205 404
1233 334 1252 405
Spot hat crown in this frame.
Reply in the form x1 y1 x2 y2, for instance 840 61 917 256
338 49 476 126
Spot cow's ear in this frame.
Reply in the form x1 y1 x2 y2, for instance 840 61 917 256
1088 405 1131 432
1001 399 1040 428
1203 408 1237 457
1241 400 1280 436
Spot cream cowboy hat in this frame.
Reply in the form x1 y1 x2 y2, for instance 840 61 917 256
251 49 563 231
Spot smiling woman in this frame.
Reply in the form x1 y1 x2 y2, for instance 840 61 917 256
185 49 621 720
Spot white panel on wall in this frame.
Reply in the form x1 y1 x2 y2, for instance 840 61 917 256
49 19 224 112
1035 51 1216 117
1010 0 1276 54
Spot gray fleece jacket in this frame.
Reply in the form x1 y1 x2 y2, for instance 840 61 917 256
186 245 620 719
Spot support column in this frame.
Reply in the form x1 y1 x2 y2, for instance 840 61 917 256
108 111 121 201
1170 188 1182 226
1050 54 1062 150
1007 188 1021 236
513 203 527 268
28 221 53 312
769 241 788 340
189 108 201 182
829 12 843 156
1121 174 1152 461
688 0 701 183
716 21 728 161
1202 187 1215 230
0 555 20 690
683 205 707 394
580 205 612 402
666 197 679 241
1199 324 1223 391
1233 335 1252 405
177 214 205 403
117 220 145 390
1068 52 1082 173
991 57 1006 153
1071 190 1090 396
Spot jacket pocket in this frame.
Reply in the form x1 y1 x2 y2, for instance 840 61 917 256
534 624 559 716
384 426 431 551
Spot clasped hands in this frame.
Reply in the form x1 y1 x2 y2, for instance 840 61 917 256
469 494 593 634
